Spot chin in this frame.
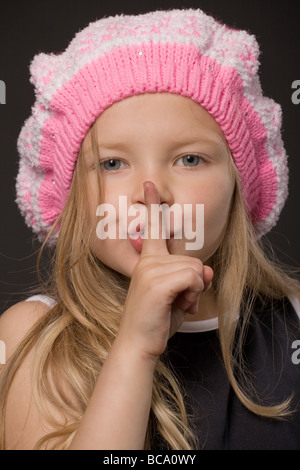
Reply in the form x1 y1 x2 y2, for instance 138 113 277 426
107 243 141 278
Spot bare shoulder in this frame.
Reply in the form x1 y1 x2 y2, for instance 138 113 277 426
0 300 49 361
0 300 62 449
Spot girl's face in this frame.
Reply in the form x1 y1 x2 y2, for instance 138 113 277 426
82 93 235 277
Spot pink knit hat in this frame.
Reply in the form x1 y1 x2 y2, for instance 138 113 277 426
16 8 288 243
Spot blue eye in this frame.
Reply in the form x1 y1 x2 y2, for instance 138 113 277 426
177 154 203 167
101 159 124 171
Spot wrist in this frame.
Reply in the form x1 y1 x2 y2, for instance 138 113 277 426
112 330 160 370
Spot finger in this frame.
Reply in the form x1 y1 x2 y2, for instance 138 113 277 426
175 266 214 313
203 266 214 291
175 289 201 313
141 181 169 255
155 267 204 309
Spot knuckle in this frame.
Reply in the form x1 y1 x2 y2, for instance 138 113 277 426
187 267 200 282
186 267 204 290
192 258 203 272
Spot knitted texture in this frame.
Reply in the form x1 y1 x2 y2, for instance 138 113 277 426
16 9 288 243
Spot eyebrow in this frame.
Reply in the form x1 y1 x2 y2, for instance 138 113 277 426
169 134 226 148
95 134 226 151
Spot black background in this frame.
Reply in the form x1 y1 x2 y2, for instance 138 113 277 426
0 0 299 314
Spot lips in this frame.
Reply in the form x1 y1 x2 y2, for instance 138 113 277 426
129 236 144 253
128 222 174 253
128 223 144 253
128 222 144 239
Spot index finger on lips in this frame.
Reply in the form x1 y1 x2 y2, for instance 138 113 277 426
141 181 169 255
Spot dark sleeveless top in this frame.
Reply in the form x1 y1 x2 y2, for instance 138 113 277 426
159 297 300 450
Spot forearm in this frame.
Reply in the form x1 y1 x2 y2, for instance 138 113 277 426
68 335 157 450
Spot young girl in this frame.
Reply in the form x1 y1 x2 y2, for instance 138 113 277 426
0 8 300 450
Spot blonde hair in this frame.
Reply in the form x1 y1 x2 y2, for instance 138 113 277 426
0 126 299 450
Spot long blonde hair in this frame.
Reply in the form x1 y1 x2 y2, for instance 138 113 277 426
0 126 299 449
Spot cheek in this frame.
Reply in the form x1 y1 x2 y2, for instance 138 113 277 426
184 174 233 220
91 237 139 277
188 172 234 260
86 173 100 222
86 175 122 231
203 177 234 238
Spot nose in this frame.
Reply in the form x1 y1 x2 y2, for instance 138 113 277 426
130 171 174 207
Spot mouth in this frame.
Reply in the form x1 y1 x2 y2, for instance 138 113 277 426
129 235 144 253
128 223 174 253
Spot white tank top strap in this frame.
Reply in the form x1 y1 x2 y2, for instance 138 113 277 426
25 295 56 309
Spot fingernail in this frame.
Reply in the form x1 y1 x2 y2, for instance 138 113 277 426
203 281 212 293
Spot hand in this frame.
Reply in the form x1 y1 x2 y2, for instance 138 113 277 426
118 181 213 360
